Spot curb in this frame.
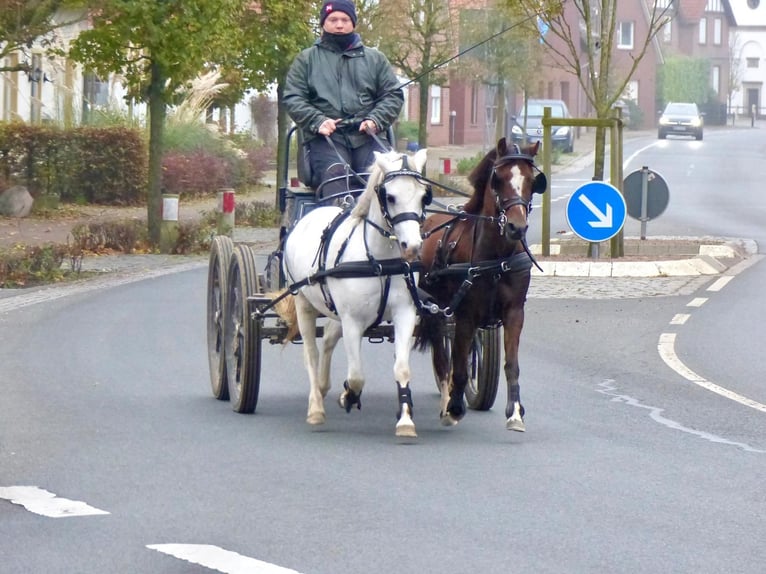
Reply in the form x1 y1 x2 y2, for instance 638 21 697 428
530 237 757 277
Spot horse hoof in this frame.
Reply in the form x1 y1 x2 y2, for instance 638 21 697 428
506 417 525 432
440 413 460 427
306 412 326 425
395 422 417 438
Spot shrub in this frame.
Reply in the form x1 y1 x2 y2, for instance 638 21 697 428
161 150 229 196
0 244 69 287
69 220 148 254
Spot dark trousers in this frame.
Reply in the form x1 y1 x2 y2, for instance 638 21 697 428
306 136 380 198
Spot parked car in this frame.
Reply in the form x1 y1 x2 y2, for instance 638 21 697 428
657 102 704 140
511 99 574 153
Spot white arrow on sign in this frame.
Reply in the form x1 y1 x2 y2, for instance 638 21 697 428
578 194 613 228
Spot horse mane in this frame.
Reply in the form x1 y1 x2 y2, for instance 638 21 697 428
350 152 394 219
463 148 499 214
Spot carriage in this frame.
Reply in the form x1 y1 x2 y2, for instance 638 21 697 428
205 125 543 435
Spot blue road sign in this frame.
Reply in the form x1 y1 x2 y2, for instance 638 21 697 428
566 181 627 242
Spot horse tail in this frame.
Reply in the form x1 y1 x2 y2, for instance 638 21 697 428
413 311 444 353
268 290 300 344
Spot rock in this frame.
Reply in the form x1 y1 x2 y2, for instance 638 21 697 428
0 185 34 218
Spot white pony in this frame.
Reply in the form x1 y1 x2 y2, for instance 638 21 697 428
282 149 429 438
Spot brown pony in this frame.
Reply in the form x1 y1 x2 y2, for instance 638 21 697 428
415 137 546 431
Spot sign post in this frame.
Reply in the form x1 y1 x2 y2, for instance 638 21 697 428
623 167 669 240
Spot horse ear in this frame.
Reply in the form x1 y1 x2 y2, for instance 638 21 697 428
497 137 508 156
530 141 541 157
412 148 428 172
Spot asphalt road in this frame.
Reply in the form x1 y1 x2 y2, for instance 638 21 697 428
2 126 766 573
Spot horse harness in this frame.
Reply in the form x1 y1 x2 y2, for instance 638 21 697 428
287 156 433 329
422 146 543 317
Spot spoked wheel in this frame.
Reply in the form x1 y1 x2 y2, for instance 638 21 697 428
206 235 233 400
434 325 501 411
465 326 501 411
224 244 262 413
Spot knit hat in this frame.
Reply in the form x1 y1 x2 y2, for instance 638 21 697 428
320 0 357 27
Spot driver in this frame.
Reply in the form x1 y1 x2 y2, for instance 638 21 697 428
284 0 404 197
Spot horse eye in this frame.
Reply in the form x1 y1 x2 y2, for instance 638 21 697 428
387 195 396 205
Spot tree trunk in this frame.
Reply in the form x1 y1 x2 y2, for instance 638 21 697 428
147 61 167 246
417 76 429 151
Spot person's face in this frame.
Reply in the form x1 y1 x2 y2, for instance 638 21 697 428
323 11 354 34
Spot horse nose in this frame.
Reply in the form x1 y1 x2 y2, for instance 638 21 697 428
506 221 528 241
400 240 422 263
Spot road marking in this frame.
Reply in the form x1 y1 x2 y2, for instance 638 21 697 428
658 333 766 414
686 297 707 307
148 544 303 574
707 276 733 292
0 486 110 518
670 313 690 325
597 379 765 453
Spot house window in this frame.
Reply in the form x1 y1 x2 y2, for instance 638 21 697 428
699 18 707 44
82 72 109 123
713 18 722 45
617 21 634 49
747 57 760 68
662 20 672 43
711 65 720 94
706 0 724 11
30 54 43 124
430 85 442 124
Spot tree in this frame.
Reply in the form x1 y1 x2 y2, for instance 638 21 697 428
0 0 85 74
68 0 245 245
658 56 710 105
512 0 671 180
371 0 455 149
454 3 543 143
726 31 743 119
234 0 319 203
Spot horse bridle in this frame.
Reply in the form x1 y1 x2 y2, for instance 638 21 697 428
490 148 540 230
374 155 434 227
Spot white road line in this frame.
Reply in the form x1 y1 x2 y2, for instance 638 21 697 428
707 276 734 292
687 297 707 307
658 333 766 414
670 313 690 325
0 486 110 518
148 544 303 574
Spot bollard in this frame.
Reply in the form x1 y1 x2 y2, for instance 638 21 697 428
159 193 179 253
216 188 235 237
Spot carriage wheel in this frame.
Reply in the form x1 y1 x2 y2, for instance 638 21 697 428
433 325 500 411
224 244 263 414
465 326 501 411
206 235 234 400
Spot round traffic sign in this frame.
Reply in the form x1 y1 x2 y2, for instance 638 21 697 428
566 181 627 242
623 168 669 221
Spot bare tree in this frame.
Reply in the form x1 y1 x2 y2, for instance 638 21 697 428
371 0 456 149
512 0 671 180
726 31 743 121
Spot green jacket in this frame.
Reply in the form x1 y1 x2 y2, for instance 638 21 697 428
284 34 404 148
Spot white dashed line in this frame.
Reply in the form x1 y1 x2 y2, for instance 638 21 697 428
686 297 707 307
658 333 766 414
148 544 303 574
707 276 734 292
670 313 690 325
0 486 110 518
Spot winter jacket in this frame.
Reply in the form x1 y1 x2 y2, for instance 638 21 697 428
284 33 404 148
